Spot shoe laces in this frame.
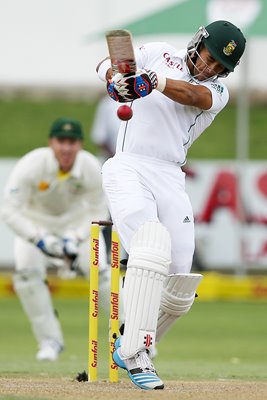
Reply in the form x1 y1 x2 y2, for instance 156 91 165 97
136 350 156 374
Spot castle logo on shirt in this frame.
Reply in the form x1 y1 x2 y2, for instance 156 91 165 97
163 52 183 71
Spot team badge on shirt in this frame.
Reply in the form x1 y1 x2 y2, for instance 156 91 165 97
38 181 49 191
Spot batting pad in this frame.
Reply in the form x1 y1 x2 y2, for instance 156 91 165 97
156 273 203 342
13 269 63 346
120 221 171 358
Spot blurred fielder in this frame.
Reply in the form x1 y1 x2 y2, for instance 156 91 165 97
1 118 110 361
97 21 246 389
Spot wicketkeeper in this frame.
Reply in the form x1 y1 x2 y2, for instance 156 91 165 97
1 117 111 361
97 20 246 390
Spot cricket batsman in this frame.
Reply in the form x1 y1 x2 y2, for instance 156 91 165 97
1 118 110 361
96 21 246 389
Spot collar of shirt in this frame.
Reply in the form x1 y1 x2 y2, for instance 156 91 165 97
70 152 84 179
172 49 192 81
173 49 187 60
48 148 83 180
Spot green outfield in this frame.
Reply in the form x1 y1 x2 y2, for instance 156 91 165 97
1 297 266 381
0 97 266 159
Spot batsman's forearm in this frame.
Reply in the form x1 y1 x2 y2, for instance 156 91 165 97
163 80 195 104
161 79 212 110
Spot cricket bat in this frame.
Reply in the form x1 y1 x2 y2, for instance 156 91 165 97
105 29 136 76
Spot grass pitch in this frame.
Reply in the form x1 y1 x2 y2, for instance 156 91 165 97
1 297 267 399
1 297 266 381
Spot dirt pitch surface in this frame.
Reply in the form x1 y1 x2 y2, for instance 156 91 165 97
1 377 267 400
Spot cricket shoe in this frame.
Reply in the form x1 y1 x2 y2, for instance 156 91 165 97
36 340 64 361
114 336 121 350
112 347 164 390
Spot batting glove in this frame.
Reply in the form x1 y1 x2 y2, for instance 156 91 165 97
118 70 157 100
107 69 162 102
107 80 130 102
35 234 64 258
141 70 167 93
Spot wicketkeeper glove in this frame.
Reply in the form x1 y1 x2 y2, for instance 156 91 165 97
63 236 79 260
63 233 80 270
107 69 165 102
35 234 64 258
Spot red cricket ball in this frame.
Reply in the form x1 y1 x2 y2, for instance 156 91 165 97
117 105 133 121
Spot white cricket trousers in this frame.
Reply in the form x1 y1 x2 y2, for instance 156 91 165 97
102 153 195 274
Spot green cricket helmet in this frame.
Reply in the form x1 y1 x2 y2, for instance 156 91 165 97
187 20 246 77
204 20 246 72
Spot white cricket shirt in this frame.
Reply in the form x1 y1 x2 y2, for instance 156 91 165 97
1 148 108 242
116 42 229 164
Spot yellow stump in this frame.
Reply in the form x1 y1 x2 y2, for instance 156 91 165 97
109 226 120 382
88 223 100 382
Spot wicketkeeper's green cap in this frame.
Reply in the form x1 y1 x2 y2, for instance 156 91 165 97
49 117 84 140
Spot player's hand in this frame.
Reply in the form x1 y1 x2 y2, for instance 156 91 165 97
63 233 80 270
63 235 79 260
107 79 131 102
35 234 64 258
116 70 158 100
107 70 159 102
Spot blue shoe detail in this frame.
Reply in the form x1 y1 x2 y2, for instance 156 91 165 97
114 337 121 350
112 348 164 390
128 372 164 390
112 349 126 370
